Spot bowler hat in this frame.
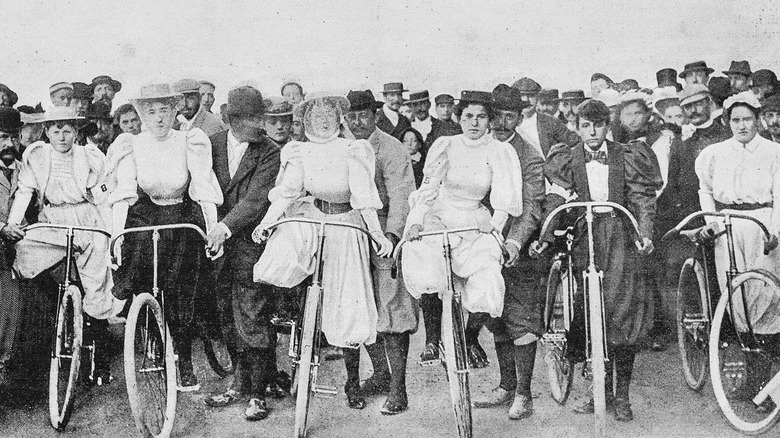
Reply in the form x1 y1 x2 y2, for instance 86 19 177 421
618 79 640 93
561 90 586 102
172 79 201 95
225 86 265 117
678 83 710 107
264 97 293 116
72 82 93 100
491 84 529 112
752 69 779 88
656 68 679 88
434 94 455 105
49 82 73 95
762 94 780 113
458 90 492 106
131 83 183 102
85 101 113 120
707 77 731 104
346 90 384 112
679 61 714 79
0 107 23 133
90 75 122 93
577 99 610 124
406 90 430 104
382 82 408 94
723 60 752 77
0 84 18 106
511 77 541 95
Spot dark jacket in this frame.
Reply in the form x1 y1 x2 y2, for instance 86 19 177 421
424 117 462 153
376 106 412 140
537 112 580 157
504 134 545 247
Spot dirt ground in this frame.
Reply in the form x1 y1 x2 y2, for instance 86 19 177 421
0 317 757 438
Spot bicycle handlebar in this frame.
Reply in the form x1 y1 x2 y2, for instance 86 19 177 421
662 211 772 242
538 201 643 245
110 223 208 259
256 217 381 246
22 223 111 238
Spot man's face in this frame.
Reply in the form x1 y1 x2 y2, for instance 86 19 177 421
762 110 780 136
199 84 215 112
0 130 19 164
730 106 759 144
90 118 113 142
752 84 774 105
619 101 650 133
436 102 454 120
560 100 579 124
119 111 142 135
180 92 201 119
410 100 431 120
282 84 304 104
384 92 403 111
51 89 73 107
681 96 712 126
490 109 522 142
729 74 750 93
93 83 116 103
20 123 43 146
519 94 538 117
344 109 377 140
578 117 609 150
265 115 292 143
536 100 556 116
663 105 687 127
590 79 609 98
70 98 91 116
685 70 709 86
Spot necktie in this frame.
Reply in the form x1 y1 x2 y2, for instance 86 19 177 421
584 149 607 165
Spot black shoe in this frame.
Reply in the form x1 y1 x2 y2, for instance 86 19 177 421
244 398 269 421
380 392 408 415
419 343 439 366
467 343 489 369
345 383 365 409
265 371 291 399
360 372 391 396
178 362 201 392
205 388 245 407
612 398 633 422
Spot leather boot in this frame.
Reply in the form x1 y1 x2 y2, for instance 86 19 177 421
361 335 391 395
473 341 515 408
380 332 409 415
613 345 636 422
343 347 365 409
508 342 536 420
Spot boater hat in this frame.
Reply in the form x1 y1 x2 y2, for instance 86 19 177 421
406 90 430 104
382 82 408 94
561 90 586 102
264 96 294 117
41 106 86 124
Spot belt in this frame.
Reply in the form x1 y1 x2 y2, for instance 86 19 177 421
313 198 352 215
715 201 773 211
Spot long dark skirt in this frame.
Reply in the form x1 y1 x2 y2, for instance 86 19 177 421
113 196 206 343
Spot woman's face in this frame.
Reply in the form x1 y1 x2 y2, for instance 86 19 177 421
304 100 340 140
137 100 176 137
730 106 759 144
47 123 76 153
402 131 421 155
459 104 490 140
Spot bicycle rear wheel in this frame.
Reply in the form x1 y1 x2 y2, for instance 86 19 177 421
442 295 472 438
48 285 83 430
125 293 177 438
543 259 574 405
677 258 710 391
294 284 321 438
709 270 780 435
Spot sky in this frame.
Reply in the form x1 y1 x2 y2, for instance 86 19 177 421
2 0 779 109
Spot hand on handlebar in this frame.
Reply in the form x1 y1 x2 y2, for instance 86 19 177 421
636 237 654 256
371 231 393 257
404 224 423 242
698 222 720 240
111 236 124 269
529 240 549 258
766 235 779 253
0 224 25 243
504 242 521 267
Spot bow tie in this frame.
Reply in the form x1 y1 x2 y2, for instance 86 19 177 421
584 149 607 165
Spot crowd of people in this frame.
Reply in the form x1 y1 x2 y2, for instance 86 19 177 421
0 58 778 428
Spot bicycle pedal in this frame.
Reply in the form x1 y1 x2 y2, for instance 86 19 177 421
419 359 439 367
313 385 338 398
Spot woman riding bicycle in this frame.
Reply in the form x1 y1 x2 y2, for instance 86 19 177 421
107 83 223 392
251 92 393 408
401 90 522 324
6 106 124 383
695 91 780 409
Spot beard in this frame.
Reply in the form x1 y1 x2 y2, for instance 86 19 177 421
0 146 19 166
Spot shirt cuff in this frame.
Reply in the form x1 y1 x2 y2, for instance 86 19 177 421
215 222 232 239
505 239 523 252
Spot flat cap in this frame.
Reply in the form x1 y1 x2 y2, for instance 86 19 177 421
434 94 455 105
172 78 201 94
49 82 73 95
511 77 542 95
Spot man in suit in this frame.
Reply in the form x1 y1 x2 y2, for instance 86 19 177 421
512 77 580 158
0 108 27 387
407 90 461 153
375 82 412 140
474 84 545 420
173 78 227 137
204 86 281 421
342 89 417 414
760 94 780 142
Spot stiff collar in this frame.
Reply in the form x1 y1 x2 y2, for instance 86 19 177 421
227 129 249 148
731 134 763 153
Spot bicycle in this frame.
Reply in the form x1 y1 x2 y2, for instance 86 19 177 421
19 223 112 431
111 223 208 438
536 201 643 437
393 227 508 438
257 217 380 438
663 211 780 434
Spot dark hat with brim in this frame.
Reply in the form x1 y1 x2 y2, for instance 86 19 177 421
0 84 18 107
680 61 714 78
762 94 780 113
382 82 408 94
346 90 384 112
406 90 430 104
539 89 560 103
723 60 752 77
511 77 542 95
434 94 455 105
90 75 122 93
226 86 266 117
84 101 113 120
491 84 529 112
561 90 586 102
0 107 23 133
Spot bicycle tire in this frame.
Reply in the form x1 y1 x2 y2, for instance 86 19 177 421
125 293 177 438
48 285 83 430
709 270 780 435
294 284 321 438
203 337 233 379
677 258 709 391
442 295 472 438
544 260 574 405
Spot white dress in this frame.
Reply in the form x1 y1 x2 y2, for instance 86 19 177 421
696 134 780 334
401 134 523 317
253 135 383 347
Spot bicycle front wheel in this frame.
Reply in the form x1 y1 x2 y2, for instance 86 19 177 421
125 293 177 438
709 270 780 435
677 258 710 391
543 259 574 405
441 295 472 438
48 285 83 430
294 284 321 438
